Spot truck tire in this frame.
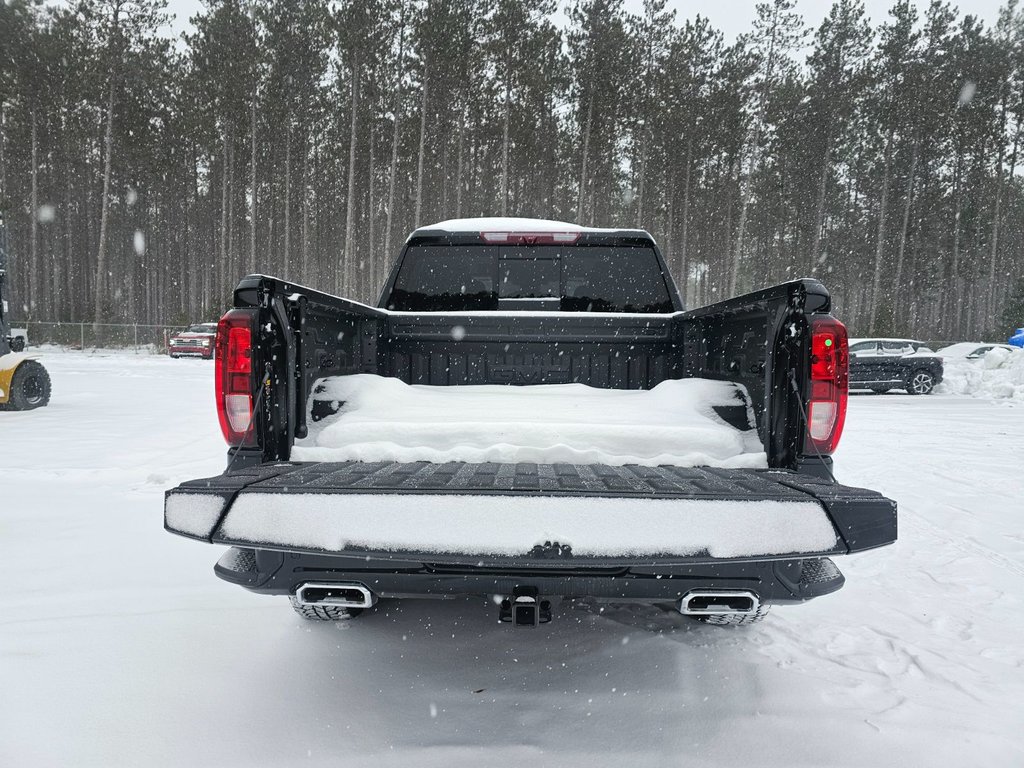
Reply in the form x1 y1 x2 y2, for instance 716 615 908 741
906 369 935 395
691 605 770 626
289 595 364 621
5 360 51 410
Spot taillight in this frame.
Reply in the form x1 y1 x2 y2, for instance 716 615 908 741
215 308 257 447
804 315 848 456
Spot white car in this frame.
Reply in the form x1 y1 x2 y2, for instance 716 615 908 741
936 342 1020 360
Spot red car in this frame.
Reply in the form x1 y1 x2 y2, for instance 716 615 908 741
168 323 217 359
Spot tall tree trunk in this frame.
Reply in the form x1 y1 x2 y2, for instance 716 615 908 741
998 114 1021 331
635 135 648 226
500 63 511 216
227 131 235 290
190 145 201 318
368 119 376 301
283 123 291 280
951 151 964 336
456 105 465 217
95 80 116 327
344 55 359 293
890 138 920 328
415 56 429 227
440 129 449 214
250 80 257 274
729 125 760 297
384 5 407 262
576 93 593 223
680 136 693 305
219 126 229 303
29 110 39 319
302 137 310 285
664 183 674 276
0 104 6 210
63 145 75 321
809 130 831 271
868 129 893 333
987 130 1006 332
718 158 737 299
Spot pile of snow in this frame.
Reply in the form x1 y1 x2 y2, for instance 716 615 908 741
937 347 1024 400
292 374 765 468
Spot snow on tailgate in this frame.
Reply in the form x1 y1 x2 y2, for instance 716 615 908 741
291 374 766 468
220 494 837 558
164 493 225 538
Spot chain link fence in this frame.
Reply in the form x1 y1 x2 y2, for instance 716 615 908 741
10 321 200 354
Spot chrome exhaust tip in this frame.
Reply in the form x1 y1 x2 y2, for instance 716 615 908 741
679 589 759 616
295 582 377 609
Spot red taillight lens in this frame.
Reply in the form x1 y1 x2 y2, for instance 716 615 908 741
804 316 848 455
215 309 257 447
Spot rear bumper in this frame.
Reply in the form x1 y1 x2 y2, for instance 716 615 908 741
214 546 847 606
168 348 212 358
165 462 893 612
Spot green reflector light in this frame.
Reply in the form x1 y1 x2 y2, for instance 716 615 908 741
825 339 833 347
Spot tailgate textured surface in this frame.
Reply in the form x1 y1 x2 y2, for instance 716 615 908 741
241 461 811 499
167 461 896 557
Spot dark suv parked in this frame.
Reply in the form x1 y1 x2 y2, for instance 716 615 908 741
848 338 943 394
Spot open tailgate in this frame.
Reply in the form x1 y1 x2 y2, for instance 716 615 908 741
163 462 892 565
165 462 895 565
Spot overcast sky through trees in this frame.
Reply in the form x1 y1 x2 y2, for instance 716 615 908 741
157 0 1007 41
4 0 1024 344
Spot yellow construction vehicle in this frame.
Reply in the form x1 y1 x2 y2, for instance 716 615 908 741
0 216 51 410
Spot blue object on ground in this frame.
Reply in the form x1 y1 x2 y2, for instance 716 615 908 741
1010 328 1024 348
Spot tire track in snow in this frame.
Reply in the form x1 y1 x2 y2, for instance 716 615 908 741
902 509 1024 581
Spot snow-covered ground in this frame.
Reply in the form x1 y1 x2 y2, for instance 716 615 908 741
2 350 1023 767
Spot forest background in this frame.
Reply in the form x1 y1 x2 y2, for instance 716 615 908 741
3 0 1024 339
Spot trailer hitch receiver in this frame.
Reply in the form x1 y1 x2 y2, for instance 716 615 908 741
499 586 552 627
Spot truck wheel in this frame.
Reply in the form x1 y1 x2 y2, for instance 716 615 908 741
691 605 770 626
289 595 364 621
906 370 935 395
6 360 51 410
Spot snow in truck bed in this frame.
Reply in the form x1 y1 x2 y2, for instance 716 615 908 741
290 374 766 468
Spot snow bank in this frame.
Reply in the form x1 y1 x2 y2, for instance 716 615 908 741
291 374 766 468
221 493 836 557
937 348 1024 401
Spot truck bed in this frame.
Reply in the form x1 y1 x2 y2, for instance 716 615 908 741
165 461 894 564
291 373 765 468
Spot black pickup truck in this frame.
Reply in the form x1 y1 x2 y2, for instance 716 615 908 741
165 218 896 627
